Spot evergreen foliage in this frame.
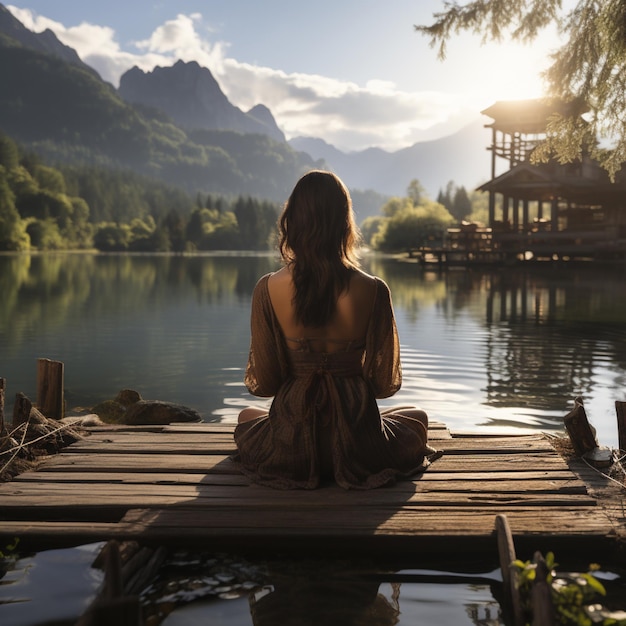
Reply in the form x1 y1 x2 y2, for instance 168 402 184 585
437 180 472 221
0 132 281 252
416 0 626 178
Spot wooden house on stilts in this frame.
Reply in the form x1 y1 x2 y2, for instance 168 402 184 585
476 98 626 262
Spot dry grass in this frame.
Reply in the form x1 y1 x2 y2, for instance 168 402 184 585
550 432 626 490
0 408 86 482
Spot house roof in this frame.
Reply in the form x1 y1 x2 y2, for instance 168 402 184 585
481 98 588 134
477 160 626 204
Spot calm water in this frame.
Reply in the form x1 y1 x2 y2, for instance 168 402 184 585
2 252 626 625
2 252 626 445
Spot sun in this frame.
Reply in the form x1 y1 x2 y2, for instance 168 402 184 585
444 30 558 111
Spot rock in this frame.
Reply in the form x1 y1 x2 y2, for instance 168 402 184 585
91 390 202 425
91 399 126 424
124 401 202 425
115 389 143 407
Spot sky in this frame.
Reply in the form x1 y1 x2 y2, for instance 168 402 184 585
6 1 562 153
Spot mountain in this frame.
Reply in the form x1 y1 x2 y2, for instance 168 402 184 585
0 4 98 77
119 61 285 142
0 14 317 202
289 119 492 199
0 2 493 207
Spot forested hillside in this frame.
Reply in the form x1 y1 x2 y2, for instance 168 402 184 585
0 3 487 253
0 132 280 252
0 33 319 203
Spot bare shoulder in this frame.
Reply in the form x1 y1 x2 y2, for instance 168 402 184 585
349 269 381 294
266 267 293 313
344 270 380 309
266 267 290 295
267 266 289 284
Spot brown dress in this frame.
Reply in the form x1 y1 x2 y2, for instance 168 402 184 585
234 273 431 489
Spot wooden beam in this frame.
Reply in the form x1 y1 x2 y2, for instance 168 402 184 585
12 392 32 428
496 514 524 626
37 358 65 420
0 377 5 434
531 552 554 626
563 399 598 457
616 401 626 453
76 541 142 626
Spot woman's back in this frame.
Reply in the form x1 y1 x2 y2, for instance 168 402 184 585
235 169 436 489
267 267 377 353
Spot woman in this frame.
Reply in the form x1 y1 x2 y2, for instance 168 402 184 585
235 170 439 489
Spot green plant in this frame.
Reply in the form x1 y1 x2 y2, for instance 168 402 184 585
0 537 20 580
512 552 626 625
0 537 19 559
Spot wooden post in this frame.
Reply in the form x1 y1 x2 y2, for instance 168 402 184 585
0 377 5 434
496 514 524 626
12 392 32 428
616 401 626 452
531 552 554 626
77 541 142 626
563 397 597 457
37 358 65 420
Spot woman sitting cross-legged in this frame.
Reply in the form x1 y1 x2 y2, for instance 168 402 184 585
235 170 441 489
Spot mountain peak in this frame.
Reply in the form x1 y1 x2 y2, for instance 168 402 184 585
0 4 98 76
118 60 285 141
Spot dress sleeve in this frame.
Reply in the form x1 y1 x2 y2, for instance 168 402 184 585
244 274 289 397
363 277 402 398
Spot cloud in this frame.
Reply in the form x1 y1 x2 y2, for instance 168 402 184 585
6 6 478 151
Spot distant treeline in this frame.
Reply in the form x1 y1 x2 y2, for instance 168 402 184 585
1 131 485 255
0 132 280 252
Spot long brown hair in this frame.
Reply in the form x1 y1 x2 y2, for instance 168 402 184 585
278 170 361 327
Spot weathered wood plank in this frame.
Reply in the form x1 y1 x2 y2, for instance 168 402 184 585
0 520 124 537
86 420 448 432
65 433 553 455
38 451 572 473
11 470 588 492
0 508 617 559
38 453 240 473
1 421 621 560
64 436 236 454
119 506 613 535
1 508 610 538
13 471 250 486
0 483 595 509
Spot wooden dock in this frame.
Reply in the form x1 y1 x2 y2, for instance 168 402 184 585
0 420 624 563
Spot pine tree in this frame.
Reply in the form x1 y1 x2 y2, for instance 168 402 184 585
452 186 472 222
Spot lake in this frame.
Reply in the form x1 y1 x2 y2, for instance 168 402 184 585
1 252 626 625
2 252 626 445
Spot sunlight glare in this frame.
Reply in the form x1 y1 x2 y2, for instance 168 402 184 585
480 41 549 102
453 36 554 110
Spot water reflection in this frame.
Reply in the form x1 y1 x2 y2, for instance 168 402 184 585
363 258 626 443
248 571 501 626
137 550 505 626
1 254 625 444
249 569 401 626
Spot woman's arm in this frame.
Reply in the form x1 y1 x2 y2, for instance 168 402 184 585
363 278 402 398
244 275 288 397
